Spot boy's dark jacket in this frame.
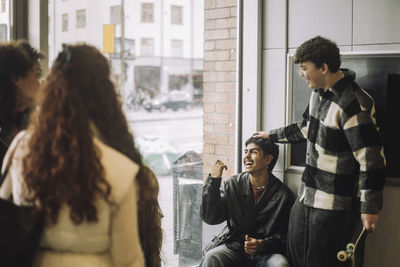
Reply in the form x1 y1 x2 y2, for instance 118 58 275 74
201 172 295 255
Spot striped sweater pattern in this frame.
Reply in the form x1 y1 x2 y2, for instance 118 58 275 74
269 69 386 213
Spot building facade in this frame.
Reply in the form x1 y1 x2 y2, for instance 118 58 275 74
49 0 204 99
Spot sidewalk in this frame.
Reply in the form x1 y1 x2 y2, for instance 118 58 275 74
125 107 203 122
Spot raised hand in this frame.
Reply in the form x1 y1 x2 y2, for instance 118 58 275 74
210 159 228 178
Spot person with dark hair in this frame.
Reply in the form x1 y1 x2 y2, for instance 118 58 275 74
0 44 164 267
254 35 386 267
200 137 295 267
0 40 43 169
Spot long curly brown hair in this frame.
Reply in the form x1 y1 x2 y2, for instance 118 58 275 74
23 44 163 266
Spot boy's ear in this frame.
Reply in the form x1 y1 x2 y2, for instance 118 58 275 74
265 154 273 165
321 63 329 75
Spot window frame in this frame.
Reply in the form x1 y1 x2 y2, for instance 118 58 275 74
62 13 68 32
141 37 154 56
141 2 154 23
171 5 183 25
110 5 121 25
76 9 86 29
171 39 183 57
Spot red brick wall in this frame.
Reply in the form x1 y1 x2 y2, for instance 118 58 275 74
203 0 237 178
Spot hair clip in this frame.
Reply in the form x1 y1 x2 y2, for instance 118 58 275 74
56 43 72 64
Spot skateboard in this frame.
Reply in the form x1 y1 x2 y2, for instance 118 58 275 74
337 227 368 267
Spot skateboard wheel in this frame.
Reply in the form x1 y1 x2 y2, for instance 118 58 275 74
346 243 355 251
337 250 348 262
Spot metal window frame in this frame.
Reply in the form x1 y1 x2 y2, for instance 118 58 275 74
236 0 263 173
11 0 48 70
11 0 27 40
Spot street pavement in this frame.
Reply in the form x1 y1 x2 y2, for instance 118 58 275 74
127 107 203 174
125 106 203 123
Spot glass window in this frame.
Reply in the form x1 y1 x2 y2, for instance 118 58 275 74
0 0 10 41
76 9 86 28
0 24 7 41
141 3 153 23
171 39 183 57
114 37 135 57
48 1 204 266
110 5 121 25
62 13 68 32
141 38 154 56
171 5 183 25
1 0 6 13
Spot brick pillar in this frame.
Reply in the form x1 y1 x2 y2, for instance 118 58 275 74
203 0 237 178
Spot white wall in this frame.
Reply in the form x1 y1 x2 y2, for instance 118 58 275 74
259 0 400 266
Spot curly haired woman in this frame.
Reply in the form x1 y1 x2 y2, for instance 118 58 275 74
0 44 162 267
0 40 43 169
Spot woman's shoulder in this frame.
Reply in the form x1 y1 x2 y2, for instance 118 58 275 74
93 137 139 204
0 130 32 204
8 129 29 147
1 130 29 172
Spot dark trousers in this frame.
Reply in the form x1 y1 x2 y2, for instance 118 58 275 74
287 199 359 267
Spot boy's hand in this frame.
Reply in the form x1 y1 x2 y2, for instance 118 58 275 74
244 235 264 255
361 213 378 233
252 131 269 139
210 160 227 178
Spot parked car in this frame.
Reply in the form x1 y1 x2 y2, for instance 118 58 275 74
144 90 192 112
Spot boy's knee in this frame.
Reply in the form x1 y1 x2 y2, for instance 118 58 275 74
200 245 239 267
267 254 290 267
200 251 219 267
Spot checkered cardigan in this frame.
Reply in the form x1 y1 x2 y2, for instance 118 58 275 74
269 69 386 213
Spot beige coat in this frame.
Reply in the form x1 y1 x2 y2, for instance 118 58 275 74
0 131 145 267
